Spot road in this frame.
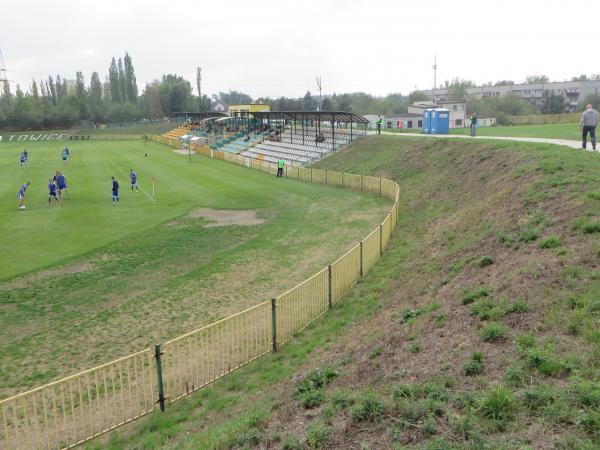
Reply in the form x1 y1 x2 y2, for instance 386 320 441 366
371 131 587 150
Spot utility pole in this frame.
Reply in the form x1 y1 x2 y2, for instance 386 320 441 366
432 55 437 104
0 49 14 98
316 76 322 111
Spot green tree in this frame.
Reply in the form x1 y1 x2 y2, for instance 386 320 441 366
123 53 137 102
525 74 549 84
539 90 567 114
89 71 104 121
117 58 126 104
408 90 430 104
74 71 89 118
108 58 121 102
159 74 193 115
445 78 474 101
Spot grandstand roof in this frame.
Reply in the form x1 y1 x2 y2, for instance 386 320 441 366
250 111 369 124
173 112 228 119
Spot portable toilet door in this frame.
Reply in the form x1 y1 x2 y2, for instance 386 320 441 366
434 108 450 134
423 109 432 134
430 109 438 134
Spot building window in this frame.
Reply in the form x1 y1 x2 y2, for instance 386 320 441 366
453 105 457 111
386 121 392 128
407 121 413 128
455 119 462 126
418 120 423 127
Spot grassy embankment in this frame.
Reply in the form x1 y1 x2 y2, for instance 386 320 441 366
96 134 600 449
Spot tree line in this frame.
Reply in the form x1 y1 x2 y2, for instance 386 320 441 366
2 58 600 131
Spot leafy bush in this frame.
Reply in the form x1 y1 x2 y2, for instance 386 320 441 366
306 422 332 449
481 323 507 342
539 236 560 249
461 287 490 305
434 314 447 327
350 392 385 422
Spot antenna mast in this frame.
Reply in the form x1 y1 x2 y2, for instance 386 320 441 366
0 49 11 97
316 76 322 111
432 55 437 104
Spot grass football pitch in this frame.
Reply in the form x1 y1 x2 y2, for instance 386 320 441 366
0 140 390 396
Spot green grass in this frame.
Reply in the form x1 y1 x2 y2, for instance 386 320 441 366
382 122 582 140
0 140 389 395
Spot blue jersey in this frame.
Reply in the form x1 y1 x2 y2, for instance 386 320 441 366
112 179 119 194
18 184 27 196
20 153 26 162
48 182 56 194
56 175 66 188
130 172 137 183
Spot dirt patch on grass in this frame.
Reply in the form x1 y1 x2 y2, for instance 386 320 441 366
2 262 94 289
188 208 266 227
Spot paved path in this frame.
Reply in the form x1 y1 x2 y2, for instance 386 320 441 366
370 131 587 150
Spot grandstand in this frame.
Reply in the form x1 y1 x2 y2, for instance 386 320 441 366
162 110 368 166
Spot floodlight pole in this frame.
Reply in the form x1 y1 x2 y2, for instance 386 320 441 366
188 133 191 163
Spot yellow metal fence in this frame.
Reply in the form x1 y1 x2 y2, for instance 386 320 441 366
0 137 400 450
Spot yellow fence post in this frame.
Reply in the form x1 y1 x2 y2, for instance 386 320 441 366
328 265 333 308
379 224 383 256
359 241 364 276
271 298 278 352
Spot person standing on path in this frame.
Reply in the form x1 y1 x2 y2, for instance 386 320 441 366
580 104 598 150
376 115 382 134
470 113 478 137
276 158 284 178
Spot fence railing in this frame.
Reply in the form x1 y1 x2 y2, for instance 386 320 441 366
507 112 580 125
0 136 400 450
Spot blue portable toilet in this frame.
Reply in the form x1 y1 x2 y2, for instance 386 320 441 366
423 109 433 134
431 108 450 134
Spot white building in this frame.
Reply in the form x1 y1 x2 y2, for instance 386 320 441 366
424 80 600 112
408 101 466 129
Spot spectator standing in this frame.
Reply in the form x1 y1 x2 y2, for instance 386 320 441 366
376 115 382 134
470 113 478 137
580 104 598 150
276 159 284 178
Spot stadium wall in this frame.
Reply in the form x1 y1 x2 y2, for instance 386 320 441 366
0 136 400 450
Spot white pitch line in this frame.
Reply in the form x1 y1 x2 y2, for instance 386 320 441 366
108 159 155 202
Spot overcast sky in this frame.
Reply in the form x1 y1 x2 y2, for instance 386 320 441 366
2 0 599 99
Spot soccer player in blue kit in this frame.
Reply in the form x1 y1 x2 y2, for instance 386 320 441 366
130 169 139 191
48 178 59 205
18 181 30 209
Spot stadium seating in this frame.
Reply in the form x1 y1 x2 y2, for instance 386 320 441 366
162 126 191 140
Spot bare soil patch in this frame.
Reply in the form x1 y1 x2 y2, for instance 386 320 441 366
187 208 266 227
2 262 94 289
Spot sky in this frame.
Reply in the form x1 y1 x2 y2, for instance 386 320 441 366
2 0 599 99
